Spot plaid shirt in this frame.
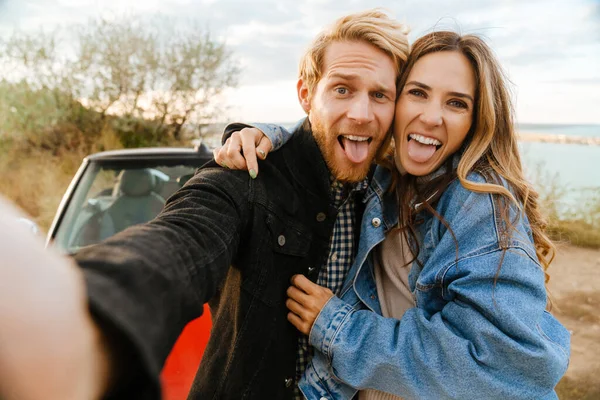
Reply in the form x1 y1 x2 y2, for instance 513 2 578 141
294 178 369 399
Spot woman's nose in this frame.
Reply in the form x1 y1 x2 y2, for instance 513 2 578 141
418 102 443 127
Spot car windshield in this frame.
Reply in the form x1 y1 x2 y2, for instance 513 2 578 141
53 159 200 253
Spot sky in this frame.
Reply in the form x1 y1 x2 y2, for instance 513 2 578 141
0 0 599 124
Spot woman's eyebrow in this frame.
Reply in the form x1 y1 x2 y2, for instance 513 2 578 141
406 80 474 103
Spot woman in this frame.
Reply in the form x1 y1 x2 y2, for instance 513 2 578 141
216 31 570 399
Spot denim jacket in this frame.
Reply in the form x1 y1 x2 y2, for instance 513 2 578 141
244 122 570 400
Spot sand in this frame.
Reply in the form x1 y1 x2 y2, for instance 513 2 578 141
548 244 600 399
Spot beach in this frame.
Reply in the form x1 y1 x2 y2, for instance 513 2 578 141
549 244 600 399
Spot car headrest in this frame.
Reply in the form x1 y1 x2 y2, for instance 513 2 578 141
118 169 157 197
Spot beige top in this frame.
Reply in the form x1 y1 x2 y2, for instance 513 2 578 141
358 229 415 400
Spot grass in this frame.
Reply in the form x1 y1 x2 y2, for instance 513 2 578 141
548 219 600 249
0 126 125 231
0 146 86 230
531 163 600 249
554 291 600 400
557 375 600 400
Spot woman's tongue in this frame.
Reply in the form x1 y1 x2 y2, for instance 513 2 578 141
407 138 438 163
342 137 369 164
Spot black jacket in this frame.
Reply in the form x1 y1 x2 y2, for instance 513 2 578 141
76 120 342 399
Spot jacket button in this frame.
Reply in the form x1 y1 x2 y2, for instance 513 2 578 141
371 217 381 228
284 377 293 387
278 235 286 246
316 212 326 222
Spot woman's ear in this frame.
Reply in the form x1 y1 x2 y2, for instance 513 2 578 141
297 79 311 114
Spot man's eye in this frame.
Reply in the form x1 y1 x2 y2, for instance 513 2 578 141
335 87 348 95
374 92 385 99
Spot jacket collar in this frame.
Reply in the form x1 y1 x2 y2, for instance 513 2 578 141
368 151 463 231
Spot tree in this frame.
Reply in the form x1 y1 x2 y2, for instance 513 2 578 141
0 15 240 150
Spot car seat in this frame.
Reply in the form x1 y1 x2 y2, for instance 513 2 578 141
99 168 166 238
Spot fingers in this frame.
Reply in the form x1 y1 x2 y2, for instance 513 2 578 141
213 148 229 169
286 285 310 305
286 276 333 336
285 284 321 315
240 130 260 178
290 274 318 295
285 297 306 317
287 311 309 335
286 295 313 335
225 132 249 170
213 128 270 179
214 135 246 171
256 135 273 161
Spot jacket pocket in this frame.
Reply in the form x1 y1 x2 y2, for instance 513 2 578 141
265 213 312 257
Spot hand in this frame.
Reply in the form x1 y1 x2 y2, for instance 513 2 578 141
286 274 334 335
0 198 111 400
213 127 272 179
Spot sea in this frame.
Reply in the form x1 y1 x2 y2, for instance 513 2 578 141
517 124 600 214
216 121 600 214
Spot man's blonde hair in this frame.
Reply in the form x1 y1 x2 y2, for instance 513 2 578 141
299 9 410 95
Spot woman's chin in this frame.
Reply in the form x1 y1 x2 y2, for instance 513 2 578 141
397 158 437 177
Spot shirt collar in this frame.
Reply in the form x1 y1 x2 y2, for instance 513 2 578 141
330 177 369 195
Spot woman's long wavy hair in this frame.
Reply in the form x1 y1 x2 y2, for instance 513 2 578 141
378 31 555 288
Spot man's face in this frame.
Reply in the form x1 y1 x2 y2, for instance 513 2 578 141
298 41 397 182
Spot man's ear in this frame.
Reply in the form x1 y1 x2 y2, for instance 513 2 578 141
297 79 311 114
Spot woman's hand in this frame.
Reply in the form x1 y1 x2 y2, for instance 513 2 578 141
213 127 272 179
286 274 334 335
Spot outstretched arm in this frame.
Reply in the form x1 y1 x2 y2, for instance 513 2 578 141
0 198 111 400
74 167 252 398
0 166 252 399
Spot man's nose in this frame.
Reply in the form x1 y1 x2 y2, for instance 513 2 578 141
419 102 443 127
347 93 374 124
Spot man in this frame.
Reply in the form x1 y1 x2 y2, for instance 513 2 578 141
0 10 408 400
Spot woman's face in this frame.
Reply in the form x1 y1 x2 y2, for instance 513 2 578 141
394 50 476 176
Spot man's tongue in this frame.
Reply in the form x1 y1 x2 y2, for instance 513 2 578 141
407 139 437 163
342 137 369 164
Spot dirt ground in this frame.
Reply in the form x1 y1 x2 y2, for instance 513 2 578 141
547 244 600 399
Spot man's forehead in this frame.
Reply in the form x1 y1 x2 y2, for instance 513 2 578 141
324 41 393 67
319 41 397 91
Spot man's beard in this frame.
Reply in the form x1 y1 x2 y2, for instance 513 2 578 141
311 117 380 183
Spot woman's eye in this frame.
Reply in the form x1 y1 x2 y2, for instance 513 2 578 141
408 89 425 98
449 100 468 109
335 87 348 95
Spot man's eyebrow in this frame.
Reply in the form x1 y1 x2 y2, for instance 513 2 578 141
406 80 474 103
329 72 395 95
328 72 360 81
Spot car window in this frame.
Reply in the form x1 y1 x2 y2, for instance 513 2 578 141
53 161 199 253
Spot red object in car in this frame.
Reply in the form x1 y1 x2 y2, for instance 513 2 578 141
160 306 212 400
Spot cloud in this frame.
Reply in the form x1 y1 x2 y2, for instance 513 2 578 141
543 77 600 85
0 0 598 123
